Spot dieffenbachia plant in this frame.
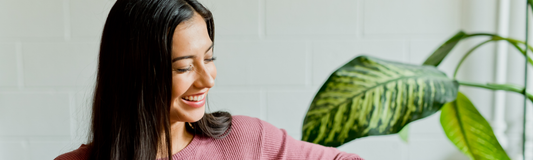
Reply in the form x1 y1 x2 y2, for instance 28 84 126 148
302 31 533 160
301 55 459 147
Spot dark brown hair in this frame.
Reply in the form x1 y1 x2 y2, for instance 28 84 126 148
88 0 231 159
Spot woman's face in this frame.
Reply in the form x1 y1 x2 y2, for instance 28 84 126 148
169 12 216 123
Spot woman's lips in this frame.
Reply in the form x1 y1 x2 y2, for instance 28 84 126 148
181 93 206 108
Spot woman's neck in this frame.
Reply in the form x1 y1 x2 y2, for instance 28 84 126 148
156 121 194 159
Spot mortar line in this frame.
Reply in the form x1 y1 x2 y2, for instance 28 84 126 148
68 92 77 142
260 88 267 121
305 40 312 86
258 0 266 39
404 39 410 63
23 137 30 160
356 0 364 40
15 41 24 89
63 0 72 41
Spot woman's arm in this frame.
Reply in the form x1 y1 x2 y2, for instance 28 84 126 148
259 119 364 160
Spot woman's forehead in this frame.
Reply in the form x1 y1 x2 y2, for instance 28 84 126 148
172 13 211 56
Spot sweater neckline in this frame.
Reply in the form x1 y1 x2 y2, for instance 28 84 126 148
169 133 201 159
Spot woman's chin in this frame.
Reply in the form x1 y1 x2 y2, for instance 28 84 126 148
190 111 205 122
190 105 206 121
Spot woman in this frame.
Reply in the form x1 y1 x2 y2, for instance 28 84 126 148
55 0 364 159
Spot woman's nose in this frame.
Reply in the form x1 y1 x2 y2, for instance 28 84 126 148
194 64 215 88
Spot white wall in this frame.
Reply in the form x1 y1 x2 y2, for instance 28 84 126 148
2 0 529 159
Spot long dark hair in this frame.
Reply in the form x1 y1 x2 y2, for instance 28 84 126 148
89 0 231 159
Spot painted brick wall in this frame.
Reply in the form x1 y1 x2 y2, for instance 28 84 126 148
0 0 505 159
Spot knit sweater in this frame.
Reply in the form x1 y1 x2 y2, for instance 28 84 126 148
55 115 363 160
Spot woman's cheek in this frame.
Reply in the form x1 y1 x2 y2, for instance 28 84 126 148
172 75 186 100
173 75 189 95
209 64 217 80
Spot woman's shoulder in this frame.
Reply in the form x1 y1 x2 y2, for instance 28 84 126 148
231 115 281 131
230 115 266 131
198 115 268 158
231 115 261 123
54 144 90 160
227 115 282 138
223 115 266 137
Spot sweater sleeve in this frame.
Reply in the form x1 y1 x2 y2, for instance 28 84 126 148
54 144 89 160
259 119 364 160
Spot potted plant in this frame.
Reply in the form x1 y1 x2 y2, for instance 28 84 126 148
302 12 533 160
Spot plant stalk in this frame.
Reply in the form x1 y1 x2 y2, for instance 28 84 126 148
453 39 494 78
522 1 530 159
457 81 533 103
452 35 533 80
464 33 533 65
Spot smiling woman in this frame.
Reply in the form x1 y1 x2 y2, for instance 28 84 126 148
170 12 217 125
53 0 363 160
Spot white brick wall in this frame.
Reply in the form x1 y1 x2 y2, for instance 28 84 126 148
0 44 17 86
22 42 98 87
201 0 260 36
0 0 65 38
265 0 358 35
364 0 461 35
1 0 518 159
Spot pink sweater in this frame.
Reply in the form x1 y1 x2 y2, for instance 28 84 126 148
55 115 363 160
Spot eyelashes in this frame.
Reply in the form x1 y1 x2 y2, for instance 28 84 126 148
204 57 217 62
175 57 217 73
176 66 192 73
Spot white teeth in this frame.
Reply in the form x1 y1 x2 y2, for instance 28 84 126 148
183 94 205 102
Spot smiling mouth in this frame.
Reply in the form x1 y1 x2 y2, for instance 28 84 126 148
182 94 205 102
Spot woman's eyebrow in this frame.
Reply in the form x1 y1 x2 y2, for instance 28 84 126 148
172 43 214 63
172 55 195 63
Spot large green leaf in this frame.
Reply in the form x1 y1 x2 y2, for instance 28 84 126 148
440 92 510 160
423 31 467 66
302 56 459 147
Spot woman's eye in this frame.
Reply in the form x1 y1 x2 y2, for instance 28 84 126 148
175 66 192 73
204 57 217 63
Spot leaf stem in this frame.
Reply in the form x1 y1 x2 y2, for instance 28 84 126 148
453 39 494 78
457 80 533 102
464 33 533 65
452 34 533 79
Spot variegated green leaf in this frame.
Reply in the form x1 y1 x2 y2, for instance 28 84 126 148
423 31 467 66
440 92 510 160
302 56 459 147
